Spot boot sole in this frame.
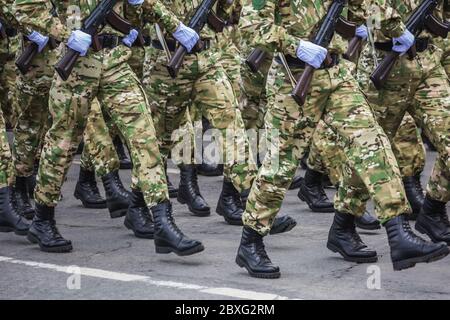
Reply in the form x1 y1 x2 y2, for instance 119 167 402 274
415 223 450 245
216 208 243 225
392 245 450 271
235 256 280 279
74 192 107 209
27 232 73 253
269 219 297 235
124 220 154 239
327 242 378 263
155 243 205 256
177 196 211 217
0 226 28 236
355 222 381 231
297 192 334 213
119 163 133 170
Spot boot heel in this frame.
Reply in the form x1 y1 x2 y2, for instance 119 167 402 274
109 208 127 219
297 191 306 202
155 246 172 254
393 260 415 271
27 232 38 244
235 256 245 268
326 242 338 253
177 194 186 205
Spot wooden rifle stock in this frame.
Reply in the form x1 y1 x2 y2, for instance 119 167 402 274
369 51 399 90
167 46 187 78
106 10 145 46
291 65 315 106
15 43 39 75
343 36 363 61
54 48 80 81
245 48 267 73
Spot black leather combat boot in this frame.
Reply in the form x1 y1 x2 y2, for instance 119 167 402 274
27 203 72 253
289 174 303 190
403 175 425 220
355 211 381 230
235 227 280 279
415 196 450 245
124 189 154 239
177 165 210 216
385 214 449 271
327 211 378 263
101 170 131 218
297 169 334 213
197 162 224 176
113 136 132 170
269 216 297 235
216 178 245 225
164 163 178 198
13 176 35 219
152 201 204 256
0 186 29 235
74 167 107 209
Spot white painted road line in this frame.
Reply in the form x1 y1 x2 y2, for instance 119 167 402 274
0 256 291 300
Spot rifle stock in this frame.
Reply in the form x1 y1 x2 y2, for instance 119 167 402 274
207 11 225 33
335 17 357 39
55 48 80 81
291 65 315 106
106 10 145 46
245 48 267 73
343 36 363 61
167 46 187 78
15 42 39 75
370 51 399 90
425 14 449 37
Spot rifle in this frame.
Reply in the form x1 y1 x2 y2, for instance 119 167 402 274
166 0 218 78
246 16 355 73
55 0 119 81
292 0 350 106
106 10 145 46
16 38 59 75
370 0 449 90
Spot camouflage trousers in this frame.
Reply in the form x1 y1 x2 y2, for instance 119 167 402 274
35 45 168 207
0 35 20 128
13 46 119 180
0 105 13 188
239 50 273 131
243 59 410 235
79 98 120 177
307 112 426 184
143 48 257 192
358 45 450 203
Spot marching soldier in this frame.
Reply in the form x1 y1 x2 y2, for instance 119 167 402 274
236 0 448 278
13 0 204 255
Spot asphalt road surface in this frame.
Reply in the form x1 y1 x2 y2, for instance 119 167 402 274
1 150 449 300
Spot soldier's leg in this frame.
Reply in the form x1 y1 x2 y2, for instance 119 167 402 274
12 87 49 219
100 49 203 255
391 113 426 218
298 121 337 213
0 105 29 236
194 58 257 225
77 98 130 213
31 55 101 253
411 58 450 245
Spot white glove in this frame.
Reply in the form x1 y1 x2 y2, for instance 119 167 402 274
123 29 139 47
355 25 368 41
128 0 144 4
392 29 415 54
27 31 50 53
296 40 328 69
172 22 200 53
67 30 92 56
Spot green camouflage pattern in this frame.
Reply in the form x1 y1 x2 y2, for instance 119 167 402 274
14 1 170 207
242 0 411 235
